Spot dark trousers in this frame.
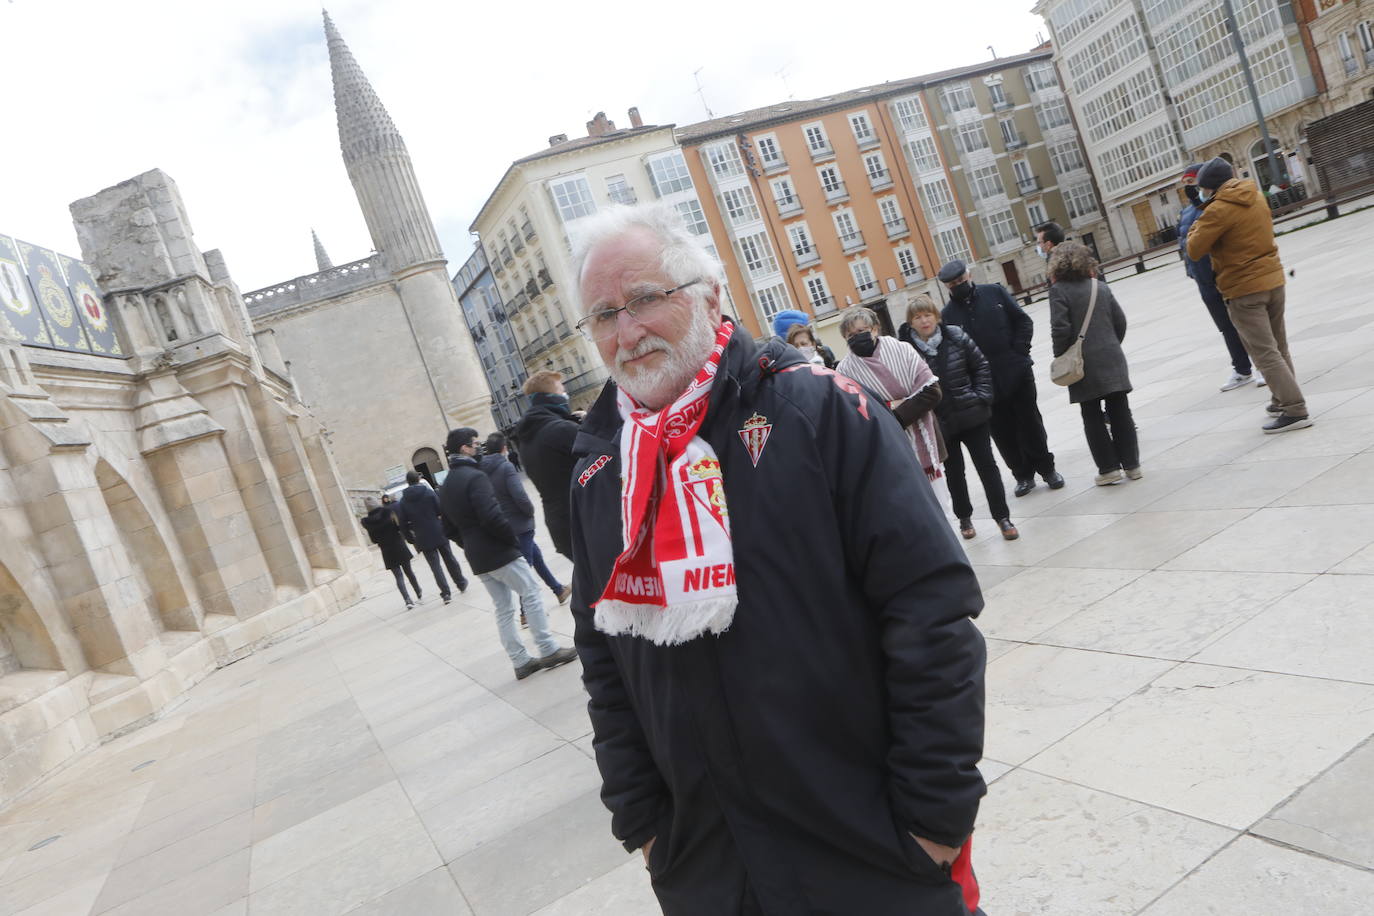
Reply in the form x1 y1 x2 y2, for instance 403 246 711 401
1080 392 1139 473
1195 277 1251 375
517 529 564 593
421 541 467 598
390 560 419 603
989 372 1055 481
944 423 1009 521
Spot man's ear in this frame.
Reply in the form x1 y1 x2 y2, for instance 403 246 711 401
704 282 723 324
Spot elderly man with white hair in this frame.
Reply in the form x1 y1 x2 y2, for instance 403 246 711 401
565 203 989 915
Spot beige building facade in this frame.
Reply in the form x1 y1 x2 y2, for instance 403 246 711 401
470 110 717 410
243 13 492 491
1303 0 1374 110
1 168 368 803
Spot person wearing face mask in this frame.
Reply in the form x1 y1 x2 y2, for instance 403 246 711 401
937 260 1064 498
515 370 582 559
1187 156 1310 434
785 323 827 367
1177 164 1259 393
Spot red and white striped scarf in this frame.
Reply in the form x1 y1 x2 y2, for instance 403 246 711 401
594 321 737 645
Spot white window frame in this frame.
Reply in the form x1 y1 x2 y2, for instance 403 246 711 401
892 96 928 132
804 123 832 155
1036 97 1072 130
737 231 779 277
863 151 888 181
878 197 902 226
1064 181 1100 220
787 222 815 256
1027 201 1048 228
548 174 596 222
983 207 1019 247
849 111 876 143
935 226 973 264
833 209 859 241
906 136 942 172
941 82 977 113
771 176 798 207
851 259 877 295
720 186 761 226
988 83 1008 107
818 165 845 195
957 121 990 153
674 198 709 236
999 118 1021 147
755 134 784 168
646 150 694 197
705 141 745 179
805 273 832 311
894 244 921 279
753 283 789 322
920 178 958 221
970 164 1002 201
605 174 636 205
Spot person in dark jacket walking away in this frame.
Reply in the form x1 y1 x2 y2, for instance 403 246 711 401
395 470 468 603
438 428 577 679
1187 156 1309 433
939 258 1064 498
515 371 580 559
360 496 421 609
1049 243 1141 485
567 204 987 916
905 296 1016 541
1177 164 1260 392
480 433 571 604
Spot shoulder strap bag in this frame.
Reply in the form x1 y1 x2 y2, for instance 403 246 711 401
1050 279 1098 387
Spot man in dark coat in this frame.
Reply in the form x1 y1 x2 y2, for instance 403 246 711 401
939 258 1064 498
360 496 421 608
395 470 467 604
480 433 571 603
515 371 580 559
438 428 577 679
568 206 987 915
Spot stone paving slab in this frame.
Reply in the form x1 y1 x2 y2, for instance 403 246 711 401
2 206 1374 914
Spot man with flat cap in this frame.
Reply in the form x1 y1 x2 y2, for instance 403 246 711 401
938 259 1063 497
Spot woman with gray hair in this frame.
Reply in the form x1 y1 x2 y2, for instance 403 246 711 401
836 306 945 480
1048 242 1140 486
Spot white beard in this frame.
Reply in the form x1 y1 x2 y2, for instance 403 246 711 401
612 305 717 410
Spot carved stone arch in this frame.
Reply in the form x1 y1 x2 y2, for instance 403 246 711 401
93 458 199 635
411 446 442 483
0 554 64 674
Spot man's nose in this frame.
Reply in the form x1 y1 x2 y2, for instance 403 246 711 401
615 308 647 350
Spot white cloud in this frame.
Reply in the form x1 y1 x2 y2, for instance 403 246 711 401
1 0 1047 292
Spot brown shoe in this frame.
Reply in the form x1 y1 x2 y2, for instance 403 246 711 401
997 518 1019 541
958 518 976 539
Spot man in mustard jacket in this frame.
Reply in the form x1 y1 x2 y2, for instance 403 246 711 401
1187 157 1311 433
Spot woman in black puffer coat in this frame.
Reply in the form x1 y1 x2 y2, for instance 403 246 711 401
360 496 422 608
904 296 1016 541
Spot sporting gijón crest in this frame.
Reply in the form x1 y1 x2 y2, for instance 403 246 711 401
738 413 772 467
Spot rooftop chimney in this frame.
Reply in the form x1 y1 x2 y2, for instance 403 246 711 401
628 106 643 128
586 111 616 137
549 133 569 147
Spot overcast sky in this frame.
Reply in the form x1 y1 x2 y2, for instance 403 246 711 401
1 0 1047 293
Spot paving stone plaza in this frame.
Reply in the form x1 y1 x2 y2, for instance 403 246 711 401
2 204 1373 915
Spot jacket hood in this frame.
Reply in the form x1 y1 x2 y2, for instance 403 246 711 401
1212 177 1261 209
477 453 506 472
574 324 799 456
517 396 576 436
364 505 393 523
447 454 478 470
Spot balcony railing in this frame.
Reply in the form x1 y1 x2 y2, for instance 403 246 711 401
992 99 1014 112
885 218 909 239
809 143 834 161
856 281 879 299
554 321 572 340
525 279 540 300
811 294 835 314
761 155 788 174
564 367 609 398
512 236 525 254
776 195 802 217
856 134 881 150
538 268 554 289
492 258 505 276
540 330 556 351
823 181 849 203
522 220 536 241
1365 46 1374 68
868 169 893 191
794 246 820 268
1017 175 1042 194
1004 137 1028 151
500 246 513 265
839 230 865 253
510 291 529 312
902 269 925 285
608 187 638 205
1343 55 1358 75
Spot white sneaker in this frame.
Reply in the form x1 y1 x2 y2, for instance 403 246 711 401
1220 371 1253 392
1255 369 1267 388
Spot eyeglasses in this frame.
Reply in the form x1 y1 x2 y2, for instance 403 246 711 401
576 279 703 343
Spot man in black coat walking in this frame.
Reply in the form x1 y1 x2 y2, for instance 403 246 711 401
480 433 571 603
515 370 580 559
567 205 987 915
438 428 577 680
395 470 467 603
939 258 1064 498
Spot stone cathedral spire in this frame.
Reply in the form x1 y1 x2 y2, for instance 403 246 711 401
311 229 333 271
323 10 444 272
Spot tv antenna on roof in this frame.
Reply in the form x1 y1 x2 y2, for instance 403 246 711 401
776 64 795 99
693 68 714 118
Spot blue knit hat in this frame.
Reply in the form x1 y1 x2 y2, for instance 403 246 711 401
772 309 810 338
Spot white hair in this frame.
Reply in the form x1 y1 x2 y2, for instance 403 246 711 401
569 203 725 308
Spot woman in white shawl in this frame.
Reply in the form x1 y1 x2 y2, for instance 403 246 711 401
835 307 945 480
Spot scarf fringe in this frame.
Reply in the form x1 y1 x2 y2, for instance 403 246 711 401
595 596 737 646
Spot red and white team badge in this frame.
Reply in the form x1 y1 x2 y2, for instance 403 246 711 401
737 413 772 467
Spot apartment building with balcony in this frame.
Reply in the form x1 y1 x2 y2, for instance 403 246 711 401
1034 0 1324 252
452 247 527 431
470 108 714 409
1301 0 1374 112
677 48 1115 349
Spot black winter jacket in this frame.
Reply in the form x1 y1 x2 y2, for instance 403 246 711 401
436 455 521 575
917 325 994 438
515 394 580 558
569 328 986 915
940 282 1034 401
478 453 536 534
359 506 411 570
394 484 447 551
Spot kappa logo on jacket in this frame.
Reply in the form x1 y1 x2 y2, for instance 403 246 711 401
738 413 772 467
578 455 612 487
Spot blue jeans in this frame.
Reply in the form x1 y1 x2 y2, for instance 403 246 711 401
477 557 560 667
517 529 564 593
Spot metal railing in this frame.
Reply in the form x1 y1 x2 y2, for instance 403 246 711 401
608 187 638 205
500 246 513 265
1017 175 1042 194
823 181 848 202
839 230 865 253
794 246 820 268
1365 46 1374 68
809 143 834 161
856 134 881 150
868 169 893 190
761 156 788 173
885 218 908 239
538 268 554 289
992 99 1014 111
1343 55 1359 75
522 221 536 241
902 269 925 285
513 236 525 254
856 282 879 299
811 295 835 314
525 279 540 300
1005 137 1028 151
776 195 803 216
564 367 609 398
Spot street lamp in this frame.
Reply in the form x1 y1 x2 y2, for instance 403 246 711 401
1221 0 1284 192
